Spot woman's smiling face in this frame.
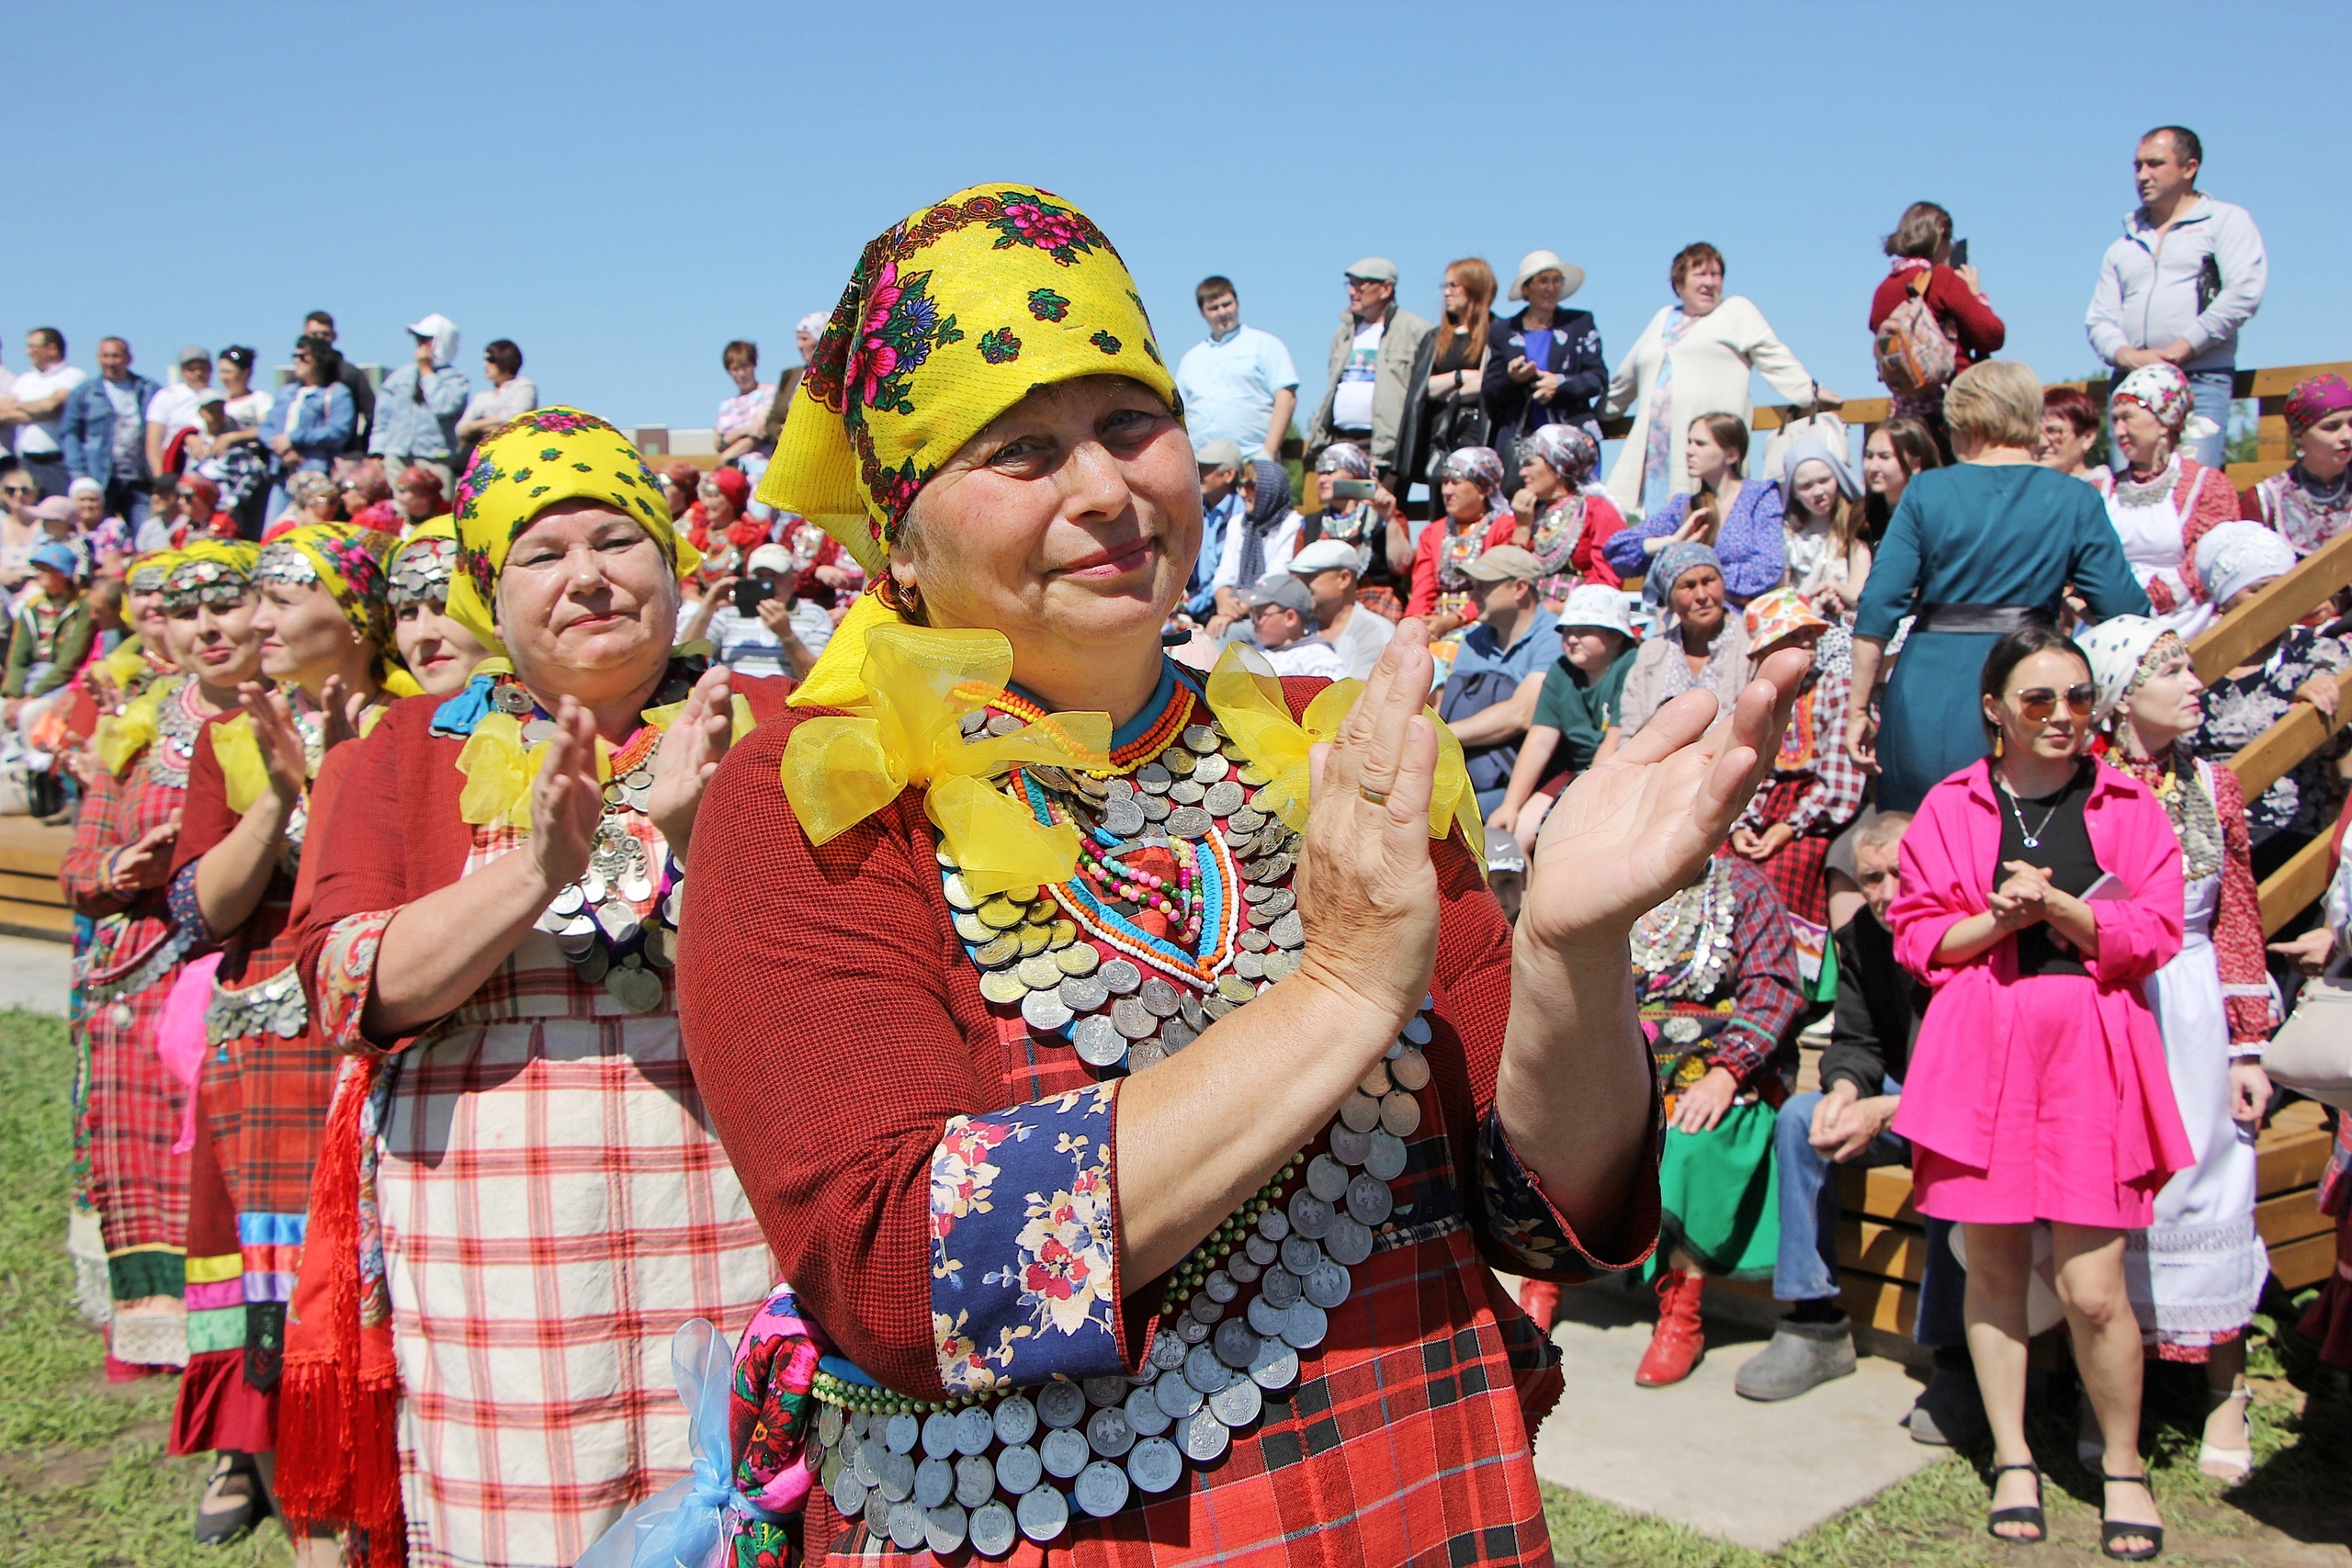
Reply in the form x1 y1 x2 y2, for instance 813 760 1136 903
889 375 1199 666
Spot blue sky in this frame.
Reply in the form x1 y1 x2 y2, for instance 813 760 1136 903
7 1 2345 437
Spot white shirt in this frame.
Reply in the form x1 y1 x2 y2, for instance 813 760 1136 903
460 377 538 434
9 364 86 456
1261 636 1349 681
1212 507 1305 592
224 388 274 430
144 382 211 446
1326 604 1396 680
1329 320 1383 431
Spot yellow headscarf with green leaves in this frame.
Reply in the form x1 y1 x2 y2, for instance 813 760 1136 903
447 408 699 660
759 182 1177 707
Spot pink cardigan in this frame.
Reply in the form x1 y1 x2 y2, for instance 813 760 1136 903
1887 759 2193 1192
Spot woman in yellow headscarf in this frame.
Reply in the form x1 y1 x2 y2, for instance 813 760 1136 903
664 184 1808 1566
62 544 270 1546
288 409 796 1566
157 524 413 1553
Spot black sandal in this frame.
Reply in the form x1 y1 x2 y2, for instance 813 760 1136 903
193 1450 264 1547
1985 1461 2046 1545
2099 1471 2164 1562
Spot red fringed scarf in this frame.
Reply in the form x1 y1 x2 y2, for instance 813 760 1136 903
274 1058 406 1563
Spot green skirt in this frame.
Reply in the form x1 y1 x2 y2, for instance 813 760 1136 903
1648 1098 1781 1281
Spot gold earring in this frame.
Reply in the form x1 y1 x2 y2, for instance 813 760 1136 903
874 574 922 615
1993 730 2005 759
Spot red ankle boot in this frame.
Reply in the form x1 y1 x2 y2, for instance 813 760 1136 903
1634 1268 1705 1387
1519 1280 1561 1331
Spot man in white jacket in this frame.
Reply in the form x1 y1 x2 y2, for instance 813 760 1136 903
2086 125 2267 468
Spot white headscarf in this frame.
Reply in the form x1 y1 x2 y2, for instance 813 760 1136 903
2193 521 2297 608
2077 615 2170 727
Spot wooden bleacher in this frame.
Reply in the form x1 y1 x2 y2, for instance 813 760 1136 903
1721 364 2352 1336
0 818 74 941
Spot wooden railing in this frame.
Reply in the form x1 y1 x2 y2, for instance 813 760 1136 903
1609 357 2352 494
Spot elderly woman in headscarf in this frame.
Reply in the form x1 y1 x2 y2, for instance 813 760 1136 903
288 410 797 1565
1205 457 1306 634
1605 543 1752 765
1407 444 1515 627
1307 440 1409 617
1510 423 1624 606
2095 362 2241 637
162 525 408 1548
2078 615 2273 1482
652 181 1806 1566
686 463 770 562
2187 522 2351 994
2242 371 2352 556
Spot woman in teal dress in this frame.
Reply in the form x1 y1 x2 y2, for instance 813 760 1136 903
1849 363 2145 810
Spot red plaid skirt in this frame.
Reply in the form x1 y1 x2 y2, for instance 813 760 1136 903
84 958 190 1299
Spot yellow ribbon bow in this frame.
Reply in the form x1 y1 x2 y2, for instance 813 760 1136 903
1203 643 1483 847
94 687 165 778
779 623 1111 897
456 689 755 830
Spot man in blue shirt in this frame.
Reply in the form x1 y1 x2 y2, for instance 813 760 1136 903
1175 277 1298 462
1438 546 1559 814
1183 439 1245 622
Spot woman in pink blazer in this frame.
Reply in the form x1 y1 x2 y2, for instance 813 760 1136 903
1888 625 2190 1559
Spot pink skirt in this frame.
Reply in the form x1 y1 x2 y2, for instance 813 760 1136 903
1911 972 2165 1230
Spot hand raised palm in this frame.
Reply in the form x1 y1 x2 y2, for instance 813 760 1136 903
1524 649 1810 949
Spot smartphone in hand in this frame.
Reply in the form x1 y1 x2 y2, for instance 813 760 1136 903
1951 238 1969 268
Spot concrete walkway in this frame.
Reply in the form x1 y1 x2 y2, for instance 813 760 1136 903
0 934 72 1016
1530 1278 1945 1551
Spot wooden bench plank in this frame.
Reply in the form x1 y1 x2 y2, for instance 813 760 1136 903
0 897 73 935
2191 526 2352 686
2268 1230 2337 1292
0 870 67 907
2225 665 2352 802
2255 1189 2335 1249
0 819 73 879
1838 1163 1920 1224
2258 1122 2337 1194
1838 1218 1927 1284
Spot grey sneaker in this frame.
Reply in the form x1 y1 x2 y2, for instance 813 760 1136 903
1907 1364 1988 1447
1734 1315 1857 1402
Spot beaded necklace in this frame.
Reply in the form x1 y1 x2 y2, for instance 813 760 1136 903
804 663 1433 1554
501 671 689 1014
2105 746 2222 882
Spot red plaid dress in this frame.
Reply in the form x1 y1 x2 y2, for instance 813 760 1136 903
59 676 203 1371
166 711 345 1450
680 668 1663 1566
1721 663 1864 982
300 694 783 1568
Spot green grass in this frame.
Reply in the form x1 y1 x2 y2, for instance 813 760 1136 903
0 1008 288 1567
0 1005 2341 1565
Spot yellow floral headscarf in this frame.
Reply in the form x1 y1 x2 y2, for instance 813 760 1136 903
256 522 401 649
759 180 1177 600
160 539 262 609
447 407 698 660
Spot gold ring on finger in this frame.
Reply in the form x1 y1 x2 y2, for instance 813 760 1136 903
1358 784 1390 806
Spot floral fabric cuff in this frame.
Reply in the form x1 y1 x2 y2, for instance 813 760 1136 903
313 909 399 1055
1476 1108 1660 1282
165 862 210 948
929 1082 1125 1395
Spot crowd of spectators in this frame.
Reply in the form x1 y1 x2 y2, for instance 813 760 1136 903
8 120 2352 1565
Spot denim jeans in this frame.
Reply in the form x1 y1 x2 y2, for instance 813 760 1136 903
1770 1089 1910 1303
2183 368 2233 469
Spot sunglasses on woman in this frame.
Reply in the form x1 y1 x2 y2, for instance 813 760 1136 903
2012 683 2097 722
2 484 37 498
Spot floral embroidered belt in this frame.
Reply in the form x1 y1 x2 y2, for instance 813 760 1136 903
205 964 308 1046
